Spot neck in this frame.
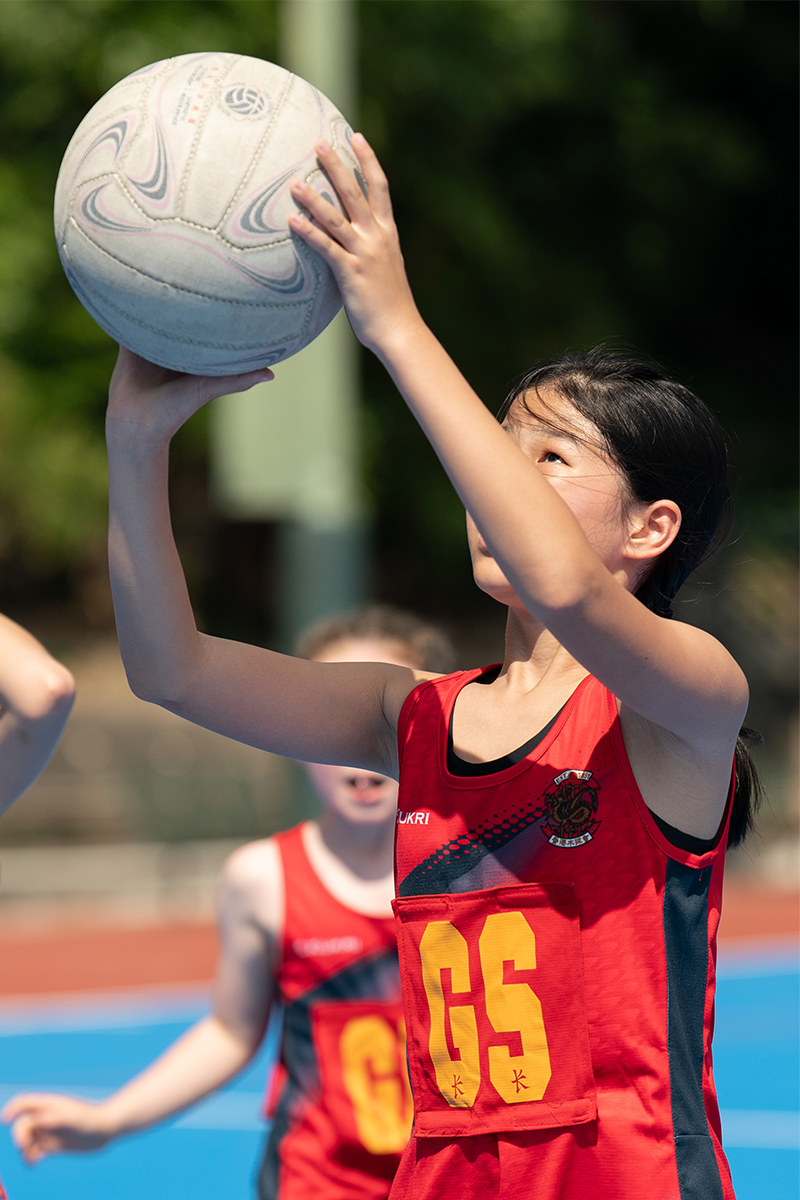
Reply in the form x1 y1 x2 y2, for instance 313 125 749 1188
500 606 586 689
315 809 396 881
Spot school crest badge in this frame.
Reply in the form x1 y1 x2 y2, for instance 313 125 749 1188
540 769 601 847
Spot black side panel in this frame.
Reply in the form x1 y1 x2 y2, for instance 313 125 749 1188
257 949 401 1199
258 1081 297 1200
663 860 724 1200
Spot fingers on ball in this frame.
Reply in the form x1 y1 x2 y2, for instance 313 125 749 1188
346 135 393 219
313 143 370 220
288 213 341 261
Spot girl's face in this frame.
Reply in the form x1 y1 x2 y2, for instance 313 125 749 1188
468 389 639 607
303 636 414 826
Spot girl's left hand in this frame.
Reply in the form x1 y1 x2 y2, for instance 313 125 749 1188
288 136 421 359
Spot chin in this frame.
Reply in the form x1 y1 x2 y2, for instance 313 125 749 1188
473 567 518 607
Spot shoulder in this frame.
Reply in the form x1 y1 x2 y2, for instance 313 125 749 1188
381 668 442 732
596 606 749 755
218 837 284 940
657 621 749 746
222 836 282 887
382 666 480 729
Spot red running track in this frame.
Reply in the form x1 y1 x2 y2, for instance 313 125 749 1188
0 881 796 998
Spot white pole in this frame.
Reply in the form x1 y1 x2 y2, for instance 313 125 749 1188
209 0 365 648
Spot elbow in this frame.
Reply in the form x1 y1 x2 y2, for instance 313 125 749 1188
117 633 207 712
125 672 177 708
19 663 76 723
125 671 163 705
123 662 193 713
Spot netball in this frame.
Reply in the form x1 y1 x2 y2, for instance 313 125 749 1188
54 53 362 374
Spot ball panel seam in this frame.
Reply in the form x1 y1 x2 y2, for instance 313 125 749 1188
70 170 314 254
214 64 294 234
65 261 306 351
65 218 319 312
176 54 240 218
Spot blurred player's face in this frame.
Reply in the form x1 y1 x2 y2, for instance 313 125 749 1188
467 389 638 608
303 636 414 825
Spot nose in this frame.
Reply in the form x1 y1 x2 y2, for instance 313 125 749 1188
347 773 386 791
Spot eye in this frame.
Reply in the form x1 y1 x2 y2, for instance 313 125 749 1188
542 451 565 464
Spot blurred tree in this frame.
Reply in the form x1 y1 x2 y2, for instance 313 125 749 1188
0 0 279 621
358 0 797 617
0 0 793 636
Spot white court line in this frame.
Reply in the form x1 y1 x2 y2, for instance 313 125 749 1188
175 1091 266 1131
0 985 211 1034
720 1109 800 1150
0 1084 795 1147
0 1084 267 1133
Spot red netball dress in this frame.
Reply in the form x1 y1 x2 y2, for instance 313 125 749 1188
259 823 413 1200
392 667 735 1200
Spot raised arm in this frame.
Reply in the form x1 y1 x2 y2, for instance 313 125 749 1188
0 614 74 814
105 350 422 775
286 136 747 754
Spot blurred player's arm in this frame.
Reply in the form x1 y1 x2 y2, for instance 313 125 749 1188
0 613 75 815
105 349 427 777
2 839 282 1162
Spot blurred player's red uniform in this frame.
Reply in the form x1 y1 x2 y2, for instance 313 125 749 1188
392 668 735 1200
259 825 412 1200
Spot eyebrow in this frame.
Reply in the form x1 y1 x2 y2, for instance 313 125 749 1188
506 416 583 445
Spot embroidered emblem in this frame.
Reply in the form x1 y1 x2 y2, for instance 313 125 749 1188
540 769 601 847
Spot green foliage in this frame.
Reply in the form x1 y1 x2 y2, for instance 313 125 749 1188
358 0 797 613
0 0 279 586
0 0 794 621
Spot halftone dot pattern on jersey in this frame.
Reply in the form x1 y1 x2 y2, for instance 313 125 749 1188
398 795 546 897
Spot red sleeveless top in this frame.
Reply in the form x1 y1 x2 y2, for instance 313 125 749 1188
391 668 735 1200
259 823 412 1200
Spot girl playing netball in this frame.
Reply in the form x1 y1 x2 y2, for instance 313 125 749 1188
26 135 755 1198
5 607 453 1200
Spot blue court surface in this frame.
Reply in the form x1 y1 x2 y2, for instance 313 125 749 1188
0 941 797 1200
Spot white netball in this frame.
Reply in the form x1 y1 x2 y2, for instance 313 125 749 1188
54 53 362 374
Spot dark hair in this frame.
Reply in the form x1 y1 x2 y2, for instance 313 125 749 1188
295 604 456 675
500 346 761 848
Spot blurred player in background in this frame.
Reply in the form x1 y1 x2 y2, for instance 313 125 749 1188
0 611 76 1198
4 606 454 1200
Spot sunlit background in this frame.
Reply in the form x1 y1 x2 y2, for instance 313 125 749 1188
0 2 796 1198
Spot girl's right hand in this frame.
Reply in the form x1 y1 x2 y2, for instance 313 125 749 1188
106 346 274 446
2 1092 116 1163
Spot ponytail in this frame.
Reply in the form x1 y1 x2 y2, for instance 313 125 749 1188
728 726 764 849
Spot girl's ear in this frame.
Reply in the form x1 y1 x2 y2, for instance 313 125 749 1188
625 499 682 563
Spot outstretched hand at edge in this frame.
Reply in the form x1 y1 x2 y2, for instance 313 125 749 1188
2 1092 115 1164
